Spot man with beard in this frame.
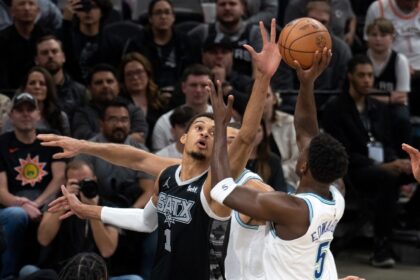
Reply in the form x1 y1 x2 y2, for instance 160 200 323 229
71 64 148 143
189 0 262 77
75 99 156 278
35 35 87 123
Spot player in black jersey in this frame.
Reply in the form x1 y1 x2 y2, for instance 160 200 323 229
40 19 282 280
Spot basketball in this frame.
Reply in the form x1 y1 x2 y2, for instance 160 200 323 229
278 17 332 69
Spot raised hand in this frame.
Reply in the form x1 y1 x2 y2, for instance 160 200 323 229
37 134 84 159
294 47 332 86
48 185 86 220
402 143 420 182
207 79 234 128
243 19 282 78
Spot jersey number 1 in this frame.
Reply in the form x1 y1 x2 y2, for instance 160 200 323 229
164 229 171 252
314 241 330 279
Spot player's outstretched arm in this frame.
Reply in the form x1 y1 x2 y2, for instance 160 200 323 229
228 18 282 177
293 48 331 151
48 184 159 232
37 134 180 176
402 143 420 182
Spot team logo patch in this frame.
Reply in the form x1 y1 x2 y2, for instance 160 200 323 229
14 154 48 187
157 193 195 227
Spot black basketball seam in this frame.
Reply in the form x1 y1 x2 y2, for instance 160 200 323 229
283 20 302 51
287 30 330 51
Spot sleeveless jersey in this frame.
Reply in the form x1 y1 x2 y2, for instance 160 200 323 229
153 165 210 280
207 23 254 76
374 50 398 92
377 0 420 69
225 170 266 280
263 186 345 280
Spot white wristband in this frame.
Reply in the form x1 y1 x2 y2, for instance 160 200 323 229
210 177 237 205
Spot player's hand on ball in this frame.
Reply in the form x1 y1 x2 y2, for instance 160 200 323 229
294 47 332 85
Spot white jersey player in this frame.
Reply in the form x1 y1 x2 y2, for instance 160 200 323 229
209 49 350 280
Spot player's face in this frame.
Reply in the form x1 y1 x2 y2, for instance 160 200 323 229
367 26 394 53
182 75 211 108
348 64 374 96
89 71 120 103
202 47 233 71
181 117 215 161
216 0 244 25
124 61 149 94
35 39 65 75
11 0 39 23
101 106 130 143
9 103 40 132
149 0 175 31
25 71 47 103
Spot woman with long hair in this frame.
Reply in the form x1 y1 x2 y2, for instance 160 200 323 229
119 52 169 148
2 66 70 135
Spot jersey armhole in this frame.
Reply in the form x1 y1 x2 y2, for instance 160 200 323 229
200 188 231 221
299 197 314 224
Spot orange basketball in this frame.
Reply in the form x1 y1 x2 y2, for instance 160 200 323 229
278 17 332 69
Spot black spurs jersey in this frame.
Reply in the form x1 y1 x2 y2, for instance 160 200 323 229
152 165 211 280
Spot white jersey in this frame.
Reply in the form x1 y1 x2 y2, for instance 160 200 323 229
263 186 345 280
225 170 265 280
365 0 420 69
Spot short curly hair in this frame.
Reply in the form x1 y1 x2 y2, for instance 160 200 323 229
58 252 108 280
308 133 348 184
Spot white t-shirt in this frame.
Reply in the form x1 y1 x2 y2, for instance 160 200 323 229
365 0 420 70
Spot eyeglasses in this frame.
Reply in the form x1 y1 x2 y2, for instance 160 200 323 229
152 9 173 16
125 69 147 79
105 116 130 125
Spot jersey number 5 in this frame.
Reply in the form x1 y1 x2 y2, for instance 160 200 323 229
314 241 330 279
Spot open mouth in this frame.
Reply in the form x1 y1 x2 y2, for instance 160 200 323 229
196 139 207 149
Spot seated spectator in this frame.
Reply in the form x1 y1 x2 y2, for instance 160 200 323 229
246 121 287 192
364 0 420 116
151 64 212 151
284 0 357 45
0 92 66 278
189 0 263 77
0 0 49 90
119 52 169 148
119 0 199 89
72 64 148 142
76 100 155 279
35 35 87 123
366 17 411 156
244 0 278 27
59 0 118 83
322 55 417 268
262 85 299 189
155 105 196 159
0 0 63 31
35 159 142 280
2 67 71 135
201 36 253 96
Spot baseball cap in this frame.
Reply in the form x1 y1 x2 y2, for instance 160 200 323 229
202 36 233 52
11 92 38 109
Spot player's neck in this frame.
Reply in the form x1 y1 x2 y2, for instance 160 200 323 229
297 179 331 199
179 157 209 181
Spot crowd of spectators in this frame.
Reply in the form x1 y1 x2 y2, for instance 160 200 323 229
1 0 420 278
